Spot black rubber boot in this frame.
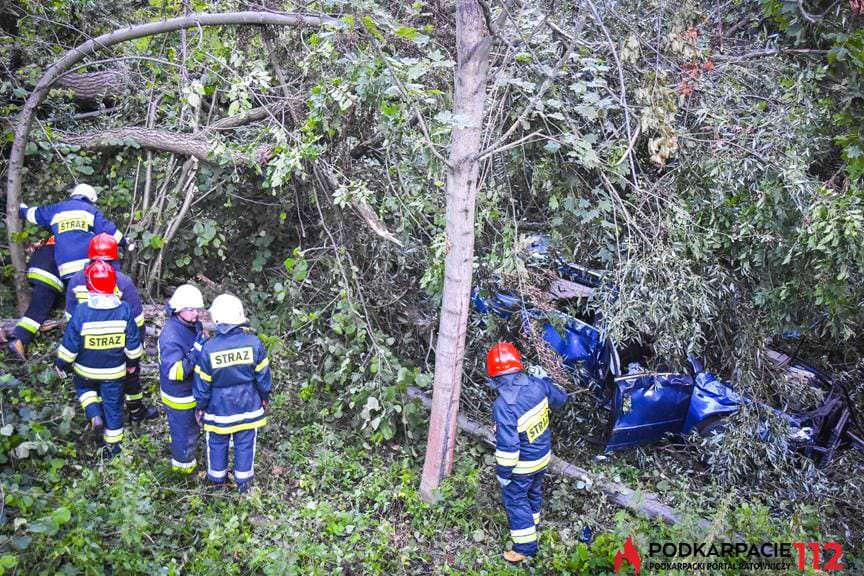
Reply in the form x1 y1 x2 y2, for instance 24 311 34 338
127 402 160 422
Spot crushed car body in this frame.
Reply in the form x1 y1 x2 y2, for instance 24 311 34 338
471 242 864 466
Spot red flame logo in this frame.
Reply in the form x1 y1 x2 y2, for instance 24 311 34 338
614 536 642 574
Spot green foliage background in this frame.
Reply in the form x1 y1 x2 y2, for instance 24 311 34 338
1 0 863 573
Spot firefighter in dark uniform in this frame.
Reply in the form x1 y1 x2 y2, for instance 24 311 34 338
65 233 157 421
6 237 64 361
158 284 206 474
194 294 271 493
55 260 143 455
487 342 568 563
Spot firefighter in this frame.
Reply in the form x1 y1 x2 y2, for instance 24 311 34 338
18 183 127 281
158 284 206 474
55 260 143 455
193 294 271 493
6 237 64 362
487 342 568 564
65 233 157 421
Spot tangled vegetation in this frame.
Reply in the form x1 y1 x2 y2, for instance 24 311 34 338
1 0 864 573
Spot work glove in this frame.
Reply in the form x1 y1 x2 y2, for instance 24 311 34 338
54 360 70 378
126 241 137 252
19 202 28 210
497 475 511 488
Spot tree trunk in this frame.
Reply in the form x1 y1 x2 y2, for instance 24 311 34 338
5 10 337 313
419 0 491 503
55 70 129 103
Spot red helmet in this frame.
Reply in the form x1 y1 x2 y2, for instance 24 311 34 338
85 260 116 295
88 233 118 261
486 342 524 377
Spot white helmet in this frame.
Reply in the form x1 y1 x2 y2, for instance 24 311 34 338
71 183 98 202
169 284 204 311
209 293 247 325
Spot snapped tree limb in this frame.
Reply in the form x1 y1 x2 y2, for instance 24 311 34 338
6 10 341 312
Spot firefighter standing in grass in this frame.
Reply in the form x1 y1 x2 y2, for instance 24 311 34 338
6 237 63 361
65 233 157 422
158 285 206 474
193 294 271 492
488 341 568 564
55 260 143 455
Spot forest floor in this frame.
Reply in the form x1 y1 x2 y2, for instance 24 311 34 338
1 331 861 575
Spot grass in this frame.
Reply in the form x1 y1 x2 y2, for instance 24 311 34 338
0 333 855 575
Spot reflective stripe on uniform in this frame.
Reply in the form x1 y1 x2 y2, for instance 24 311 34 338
58 258 90 278
81 320 127 335
17 317 40 334
510 526 537 544
73 286 89 304
194 365 212 382
112 230 123 243
517 398 548 432
125 344 144 359
78 390 101 408
161 391 196 410
27 267 63 292
235 469 254 480
134 313 145 327
206 432 227 479
171 458 197 474
203 418 267 435
125 393 143 401
204 408 264 424
168 360 184 381
25 207 38 224
73 363 126 381
58 344 77 362
50 209 94 227
533 512 540 524
513 451 551 475
495 449 520 467
255 358 269 372
103 427 123 444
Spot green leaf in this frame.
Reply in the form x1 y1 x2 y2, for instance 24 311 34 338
395 26 419 41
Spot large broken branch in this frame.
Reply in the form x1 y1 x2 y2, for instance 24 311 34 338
56 126 274 167
55 125 403 247
6 10 340 313
55 69 130 103
407 386 713 529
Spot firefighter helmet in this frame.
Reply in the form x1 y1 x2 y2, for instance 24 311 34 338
209 293 247 325
169 284 204 311
85 260 116 295
70 183 98 202
486 342 524 377
88 233 119 261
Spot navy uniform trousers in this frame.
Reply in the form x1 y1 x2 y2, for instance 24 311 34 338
501 469 547 556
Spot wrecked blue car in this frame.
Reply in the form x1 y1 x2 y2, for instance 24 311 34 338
472 276 864 467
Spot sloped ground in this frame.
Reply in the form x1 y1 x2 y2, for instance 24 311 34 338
1 328 856 575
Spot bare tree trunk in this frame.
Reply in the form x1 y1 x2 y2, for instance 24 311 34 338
55 69 129 103
419 0 491 503
5 10 337 312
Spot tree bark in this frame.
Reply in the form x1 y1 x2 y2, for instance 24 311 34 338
419 0 491 503
55 70 129 103
6 10 338 313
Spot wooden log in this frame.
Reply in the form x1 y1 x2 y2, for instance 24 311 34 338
407 386 713 530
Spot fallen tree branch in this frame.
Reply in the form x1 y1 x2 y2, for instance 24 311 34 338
6 10 341 313
55 69 129 103
406 386 712 529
